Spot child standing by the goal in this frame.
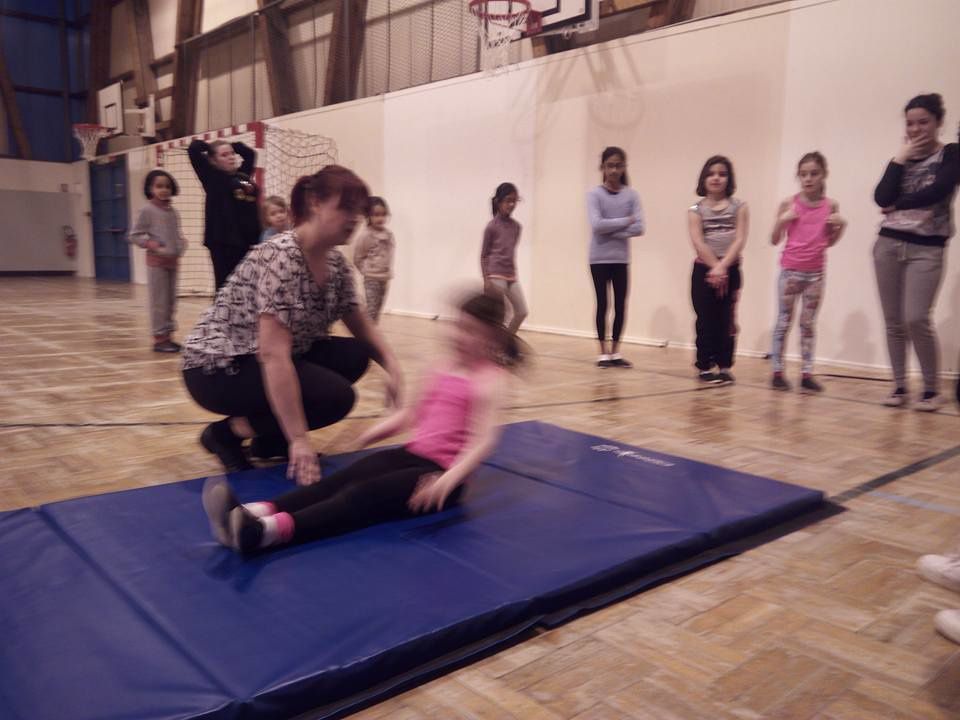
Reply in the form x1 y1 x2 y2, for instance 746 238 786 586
188 138 260 290
353 196 395 322
129 170 188 353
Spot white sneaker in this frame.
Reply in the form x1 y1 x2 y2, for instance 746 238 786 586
914 393 945 412
917 554 960 592
934 609 960 644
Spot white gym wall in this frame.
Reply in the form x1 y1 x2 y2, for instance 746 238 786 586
93 0 960 374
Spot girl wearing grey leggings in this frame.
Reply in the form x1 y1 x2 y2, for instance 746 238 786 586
873 93 959 411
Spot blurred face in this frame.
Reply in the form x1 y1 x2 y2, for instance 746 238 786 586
497 192 518 217
266 203 288 230
212 144 240 173
704 163 729 197
797 161 825 197
151 175 173 202
306 194 360 246
369 204 389 229
450 311 497 364
602 155 626 186
905 108 941 148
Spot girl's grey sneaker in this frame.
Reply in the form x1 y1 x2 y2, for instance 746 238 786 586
883 388 908 408
914 392 944 413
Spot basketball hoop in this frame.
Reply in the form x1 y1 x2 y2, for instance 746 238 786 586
469 0 541 71
72 123 110 160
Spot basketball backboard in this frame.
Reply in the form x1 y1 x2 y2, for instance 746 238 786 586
98 81 124 136
531 0 599 36
98 81 156 138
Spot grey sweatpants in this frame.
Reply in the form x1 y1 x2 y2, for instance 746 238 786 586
872 235 944 393
148 265 178 338
488 278 528 334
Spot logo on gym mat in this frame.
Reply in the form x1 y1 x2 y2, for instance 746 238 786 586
591 444 675 468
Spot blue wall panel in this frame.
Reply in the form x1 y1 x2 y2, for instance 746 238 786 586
16 92 69 162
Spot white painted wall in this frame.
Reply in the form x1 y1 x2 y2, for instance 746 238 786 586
202 0 259 33
0 159 92 275
95 0 959 376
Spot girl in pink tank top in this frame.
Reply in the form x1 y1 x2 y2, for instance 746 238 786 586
201 291 527 554
769 152 846 393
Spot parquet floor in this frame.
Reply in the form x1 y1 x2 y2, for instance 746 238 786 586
1 277 958 719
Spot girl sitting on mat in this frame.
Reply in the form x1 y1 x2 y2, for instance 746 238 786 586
202 290 526 554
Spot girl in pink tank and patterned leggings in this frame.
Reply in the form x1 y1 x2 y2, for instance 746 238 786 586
770 152 846 393
201 291 525 554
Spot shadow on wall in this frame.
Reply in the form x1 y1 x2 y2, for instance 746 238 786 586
835 309 878 371
937 272 960 376
650 304 680 347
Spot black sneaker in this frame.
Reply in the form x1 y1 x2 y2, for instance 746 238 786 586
597 356 612 368
716 370 735 385
153 340 181 353
250 435 289 461
609 356 633 369
698 370 721 383
772 372 791 391
800 375 823 394
229 506 264 554
200 422 253 473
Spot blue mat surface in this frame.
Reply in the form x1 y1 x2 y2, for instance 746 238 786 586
0 421 826 720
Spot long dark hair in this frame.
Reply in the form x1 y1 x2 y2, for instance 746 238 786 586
491 182 518 216
696 155 736 197
460 290 529 369
290 165 370 225
600 146 629 186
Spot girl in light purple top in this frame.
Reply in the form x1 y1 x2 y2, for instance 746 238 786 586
481 182 527 334
769 152 846 393
587 147 645 368
201 291 527 555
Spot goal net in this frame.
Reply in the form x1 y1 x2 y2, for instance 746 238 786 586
156 122 338 297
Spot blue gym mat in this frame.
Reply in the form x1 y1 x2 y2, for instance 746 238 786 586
0 421 828 720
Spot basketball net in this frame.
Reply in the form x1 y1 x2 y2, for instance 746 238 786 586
72 124 110 161
469 0 536 72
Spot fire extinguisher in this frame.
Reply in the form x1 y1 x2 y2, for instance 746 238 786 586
63 225 77 259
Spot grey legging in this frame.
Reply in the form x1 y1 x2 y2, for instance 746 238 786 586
873 235 945 393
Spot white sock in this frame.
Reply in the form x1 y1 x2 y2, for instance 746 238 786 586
243 501 276 518
598 354 611 361
610 353 622 360
260 515 281 547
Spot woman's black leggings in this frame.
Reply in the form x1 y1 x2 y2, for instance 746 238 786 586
270 447 461 543
182 337 371 440
208 245 251 291
590 263 628 344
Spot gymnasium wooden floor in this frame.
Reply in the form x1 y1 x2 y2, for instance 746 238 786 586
2 277 959 719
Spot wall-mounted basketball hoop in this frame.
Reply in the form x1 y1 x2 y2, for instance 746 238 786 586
469 0 542 71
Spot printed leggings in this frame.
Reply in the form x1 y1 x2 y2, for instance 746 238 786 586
770 269 824 374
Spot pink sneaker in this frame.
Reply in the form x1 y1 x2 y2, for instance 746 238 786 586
934 609 960 644
917 554 960 593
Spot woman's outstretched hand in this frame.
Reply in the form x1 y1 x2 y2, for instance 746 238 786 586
288 436 321 485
